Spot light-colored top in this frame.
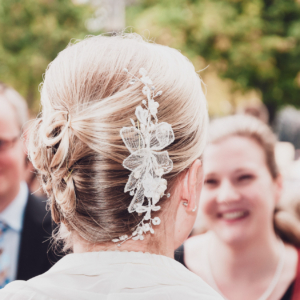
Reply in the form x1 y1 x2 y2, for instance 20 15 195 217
0 182 28 282
0 250 224 300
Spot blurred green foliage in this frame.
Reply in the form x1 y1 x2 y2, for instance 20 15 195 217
127 0 300 120
0 0 93 111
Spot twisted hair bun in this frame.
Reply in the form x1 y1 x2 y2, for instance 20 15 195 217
30 110 76 222
28 34 208 250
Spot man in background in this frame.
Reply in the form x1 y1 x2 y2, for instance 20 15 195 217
0 82 58 288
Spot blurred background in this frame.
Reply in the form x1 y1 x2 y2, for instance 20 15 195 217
0 0 299 197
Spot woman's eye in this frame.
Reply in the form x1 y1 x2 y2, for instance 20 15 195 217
238 174 254 182
204 179 218 186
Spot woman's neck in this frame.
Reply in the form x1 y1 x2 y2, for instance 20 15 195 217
72 230 175 259
209 231 282 281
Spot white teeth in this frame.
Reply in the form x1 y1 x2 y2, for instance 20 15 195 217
221 211 246 220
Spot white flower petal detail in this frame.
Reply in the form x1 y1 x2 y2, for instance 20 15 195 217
130 118 135 127
148 99 159 118
143 223 150 232
124 167 140 192
150 122 175 151
151 205 161 211
141 75 153 85
156 122 174 146
142 86 150 96
144 210 151 220
128 184 145 213
123 149 149 171
139 68 147 76
151 151 173 174
135 105 148 125
119 235 128 241
135 205 148 214
143 173 161 198
152 193 160 205
120 127 145 154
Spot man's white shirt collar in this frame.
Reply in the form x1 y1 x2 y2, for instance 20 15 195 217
0 182 28 232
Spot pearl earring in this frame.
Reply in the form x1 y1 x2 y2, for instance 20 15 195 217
192 205 197 212
182 202 188 207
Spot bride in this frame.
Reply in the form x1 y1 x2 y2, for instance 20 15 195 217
0 34 223 299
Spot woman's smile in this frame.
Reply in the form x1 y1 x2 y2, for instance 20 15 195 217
217 209 250 222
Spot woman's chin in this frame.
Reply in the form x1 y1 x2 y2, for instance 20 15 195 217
213 215 254 246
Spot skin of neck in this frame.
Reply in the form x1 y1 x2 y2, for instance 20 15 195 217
210 227 283 281
72 208 177 258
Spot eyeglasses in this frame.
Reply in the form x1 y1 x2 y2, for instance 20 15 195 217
0 136 20 152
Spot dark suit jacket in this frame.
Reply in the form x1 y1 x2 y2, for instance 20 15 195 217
16 192 60 280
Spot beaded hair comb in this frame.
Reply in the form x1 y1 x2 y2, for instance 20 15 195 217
112 68 175 246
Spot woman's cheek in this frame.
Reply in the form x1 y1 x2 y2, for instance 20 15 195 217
200 189 215 217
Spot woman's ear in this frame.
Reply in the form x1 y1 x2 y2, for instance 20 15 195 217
181 159 203 211
173 159 203 249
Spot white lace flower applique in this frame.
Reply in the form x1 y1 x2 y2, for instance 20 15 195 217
112 68 175 246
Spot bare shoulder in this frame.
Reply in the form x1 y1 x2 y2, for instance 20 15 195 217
184 232 212 282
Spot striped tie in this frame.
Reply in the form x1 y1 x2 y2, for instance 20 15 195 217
0 221 10 288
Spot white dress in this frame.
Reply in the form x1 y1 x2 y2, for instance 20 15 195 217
0 250 223 300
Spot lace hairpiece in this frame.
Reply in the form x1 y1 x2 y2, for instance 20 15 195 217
112 68 175 246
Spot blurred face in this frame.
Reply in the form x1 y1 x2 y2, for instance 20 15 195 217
200 136 281 246
0 99 26 210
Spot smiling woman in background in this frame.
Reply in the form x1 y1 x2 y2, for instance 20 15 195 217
179 115 300 300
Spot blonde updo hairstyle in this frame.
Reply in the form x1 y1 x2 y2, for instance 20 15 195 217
28 34 208 251
208 115 300 247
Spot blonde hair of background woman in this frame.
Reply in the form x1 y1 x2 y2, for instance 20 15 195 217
207 114 300 247
28 33 208 251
